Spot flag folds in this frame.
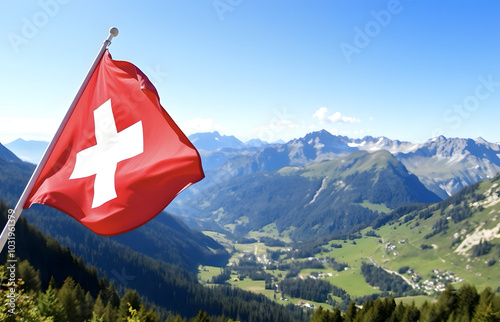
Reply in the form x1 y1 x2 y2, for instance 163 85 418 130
24 51 204 236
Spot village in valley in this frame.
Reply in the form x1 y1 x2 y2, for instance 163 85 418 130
198 223 472 311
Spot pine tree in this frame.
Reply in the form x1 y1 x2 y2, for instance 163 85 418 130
97 282 120 308
472 302 497 322
370 298 391 322
90 311 105 322
37 284 66 321
164 315 187 322
355 299 374 321
193 310 211 322
107 283 121 308
102 302 117 322
457 284 479 320
310 306 327 322
434 284 457 321
384 298 397 319
81 291 95 321
389 301 406 322
472 287 498 322
126 302 141 322
92 294 106 320
57 277 79 321
17 259 41 292
74 283 86 320
118 290 141 319
138 305 160 322
344 301 357 322
402 302 420 322
48 276 58 289
331 307 343 322
419 301 431 321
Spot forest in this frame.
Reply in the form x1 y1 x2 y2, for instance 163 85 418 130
0 202 310 322
360 263 417 297
309 284 500 322
3 260 499 321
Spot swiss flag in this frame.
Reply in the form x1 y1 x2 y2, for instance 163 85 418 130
24 50 204 236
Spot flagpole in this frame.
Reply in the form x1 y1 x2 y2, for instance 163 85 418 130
0 27 119 254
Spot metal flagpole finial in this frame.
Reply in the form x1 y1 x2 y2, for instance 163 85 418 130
104 27 119 47
109 27 119 37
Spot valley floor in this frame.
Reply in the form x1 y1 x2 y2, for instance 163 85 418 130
197 217 499 312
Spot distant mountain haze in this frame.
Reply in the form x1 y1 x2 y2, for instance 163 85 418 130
4 138 48 164
0 141 22 162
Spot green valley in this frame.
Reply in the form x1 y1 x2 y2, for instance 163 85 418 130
198 173 500 311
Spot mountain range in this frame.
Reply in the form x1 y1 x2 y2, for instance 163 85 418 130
10 130 500 199
5 130 500 237
164 131 500 239
181 130 500 196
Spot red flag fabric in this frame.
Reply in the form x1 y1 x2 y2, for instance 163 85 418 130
24 50 204 236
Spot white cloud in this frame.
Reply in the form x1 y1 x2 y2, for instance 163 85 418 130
312 107 329 121
312 107 360 124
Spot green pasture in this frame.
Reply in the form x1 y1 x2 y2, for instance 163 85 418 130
198 265 225 284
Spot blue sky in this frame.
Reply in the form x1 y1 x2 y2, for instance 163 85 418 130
1 1 500 144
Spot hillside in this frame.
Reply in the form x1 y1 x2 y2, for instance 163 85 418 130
0 200 311 321
195 150 440 241
0 142 22 162
0 201 101 294
197 174 500 313
367 172 500 292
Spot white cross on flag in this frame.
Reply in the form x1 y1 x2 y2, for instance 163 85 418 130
24 51 204 236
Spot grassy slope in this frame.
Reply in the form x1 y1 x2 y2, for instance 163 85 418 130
370 177 500 292
198 175 500 308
